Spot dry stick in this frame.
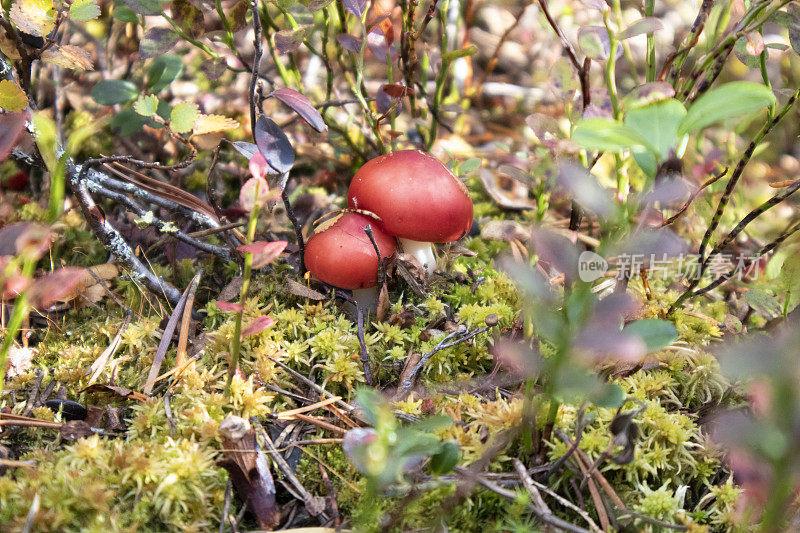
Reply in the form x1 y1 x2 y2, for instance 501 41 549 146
659 0 715 83
251 418 327 518
693 218 800 297
291 413 348 434
571 451 611 531
455 467 593 533
280 172 306 274
70 166 183 306
146 221 246 256
219 481 233 533
661 167 729 227
514 459 604 533
477 3 529 90
248 0 262 132
537 0 590 230
397 325 491 397
84 181 232 260
670 91 799 314
557 430 627 511
355 302 373 386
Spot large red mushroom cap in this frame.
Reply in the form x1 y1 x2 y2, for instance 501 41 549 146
304 212 396 290
347 150 473 243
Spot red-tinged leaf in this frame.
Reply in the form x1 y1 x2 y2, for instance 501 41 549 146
376 85 404 115
381 83 412 98
337 34 362 53
366 25 396 60
215 300 244 312
239 177 271 212
249 152 269 180
270 88 327 133
0 111 29 163
0 222 52 259
172 0 205 40
342 0 366 18
27 267 87 308
274 28 306 53
367 14 394 46
241 315 275 337
254 115 294 174
237 240 288 269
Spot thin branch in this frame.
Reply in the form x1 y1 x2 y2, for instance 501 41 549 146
280 172 306 273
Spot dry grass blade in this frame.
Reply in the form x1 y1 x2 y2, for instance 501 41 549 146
87 311 132 384
290 413 347 435
175 271 202 368
275 396 342 419
143 278 193 396
103 162 220 222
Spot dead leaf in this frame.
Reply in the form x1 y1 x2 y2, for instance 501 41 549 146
283 278 325 300
479 169 537 210
217 276 244 301
81 384 148 402
480 220 531 242
56 263 118 306
376 284 390 322
60 420 95 440
395 253 426 296
41 45 94 70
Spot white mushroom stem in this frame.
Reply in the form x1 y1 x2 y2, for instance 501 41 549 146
352 286 379 314
399 238 436 275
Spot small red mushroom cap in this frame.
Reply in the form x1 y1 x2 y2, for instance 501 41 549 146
304 212 396 290
347 150 473 243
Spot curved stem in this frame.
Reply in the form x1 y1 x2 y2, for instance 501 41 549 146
399 238 436 274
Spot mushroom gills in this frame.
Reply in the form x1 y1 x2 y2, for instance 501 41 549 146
399 238 436 275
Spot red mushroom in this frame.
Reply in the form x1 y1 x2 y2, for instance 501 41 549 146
347 150 473 274
304 211 396 311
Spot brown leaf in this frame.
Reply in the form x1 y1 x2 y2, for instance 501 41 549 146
480 220 531 242
41 45 94 70
479 169 537 211
60 420 94 440
388 308 415 328
27 267 87 308
395 253 426 296
283 278 325 300
217 276 244 301
376 284 390 322
81 384 148 402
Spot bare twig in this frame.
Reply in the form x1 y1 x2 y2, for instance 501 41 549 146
280 172 306 274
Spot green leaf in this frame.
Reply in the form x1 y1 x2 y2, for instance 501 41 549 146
170 102 199 133
623 319 678 352
780 254 800 312
91 80 138 106
624 98 686 161
147 55 183 93
69 0 101 21
442 45 477 62
591 383 625 408
678 82 775 135
743 288 782 317
429 441 461 475
572 118 654 153
458 157 481 175
411 415 454 434
133 95 159 117
112 2 139 22
111 109 147 136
